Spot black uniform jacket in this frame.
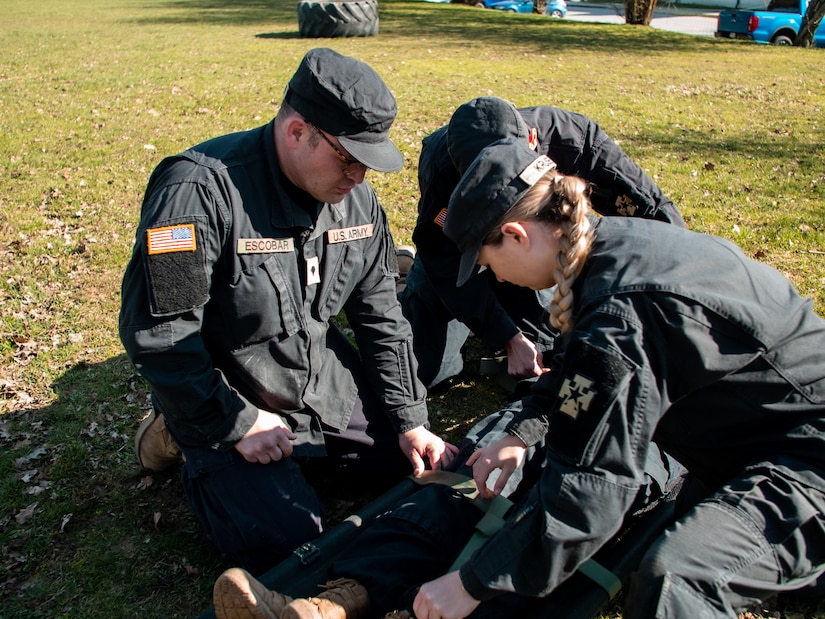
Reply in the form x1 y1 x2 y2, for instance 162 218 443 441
119 121 427 454
460 217 825 601
413 106 686 353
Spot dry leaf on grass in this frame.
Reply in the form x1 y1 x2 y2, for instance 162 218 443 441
15 502 38 524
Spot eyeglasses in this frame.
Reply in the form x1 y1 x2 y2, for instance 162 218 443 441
310 123 368 177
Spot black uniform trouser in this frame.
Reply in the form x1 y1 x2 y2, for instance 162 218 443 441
333 458 825 618
626 459 825 618
170 327 411 575
329 408 683 617
332 483 542 618
397 257 470 388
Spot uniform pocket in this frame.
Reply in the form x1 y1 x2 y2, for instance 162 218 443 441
317 242 363 322
260 256 303 338
219 254 303 346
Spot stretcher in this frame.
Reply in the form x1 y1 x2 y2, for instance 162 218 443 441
196 469 683 619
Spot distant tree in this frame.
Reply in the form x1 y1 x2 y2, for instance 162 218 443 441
795 0 825 45
625 0 657 25
534 0 547 13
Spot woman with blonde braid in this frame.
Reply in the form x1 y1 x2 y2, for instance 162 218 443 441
431 137 825 618
471 172 594 335
212 138 825 619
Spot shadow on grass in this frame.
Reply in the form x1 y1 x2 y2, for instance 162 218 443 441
140 0 299 25
380 2 713 53
255 31 304 38
0 346 501 617
626 127 825 165
133 0 718 54
0 355 223 619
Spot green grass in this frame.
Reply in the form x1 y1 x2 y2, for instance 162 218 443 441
0 0 823 617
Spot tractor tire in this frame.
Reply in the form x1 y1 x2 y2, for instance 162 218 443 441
297 0 379 38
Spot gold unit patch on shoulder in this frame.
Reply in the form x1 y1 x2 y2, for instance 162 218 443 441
433 208 447 228
328 223 374 244
614 194 638 217
237 237 294 255
558 373 597 419
147 224 196 255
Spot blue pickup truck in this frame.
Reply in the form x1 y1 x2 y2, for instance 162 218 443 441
715 0 825 46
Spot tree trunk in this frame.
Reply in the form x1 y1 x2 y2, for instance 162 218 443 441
794 0 825 46
625 0 657 25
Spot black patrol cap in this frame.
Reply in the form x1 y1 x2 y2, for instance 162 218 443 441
445 137 556 286
284 48 403 172
446 96 529 175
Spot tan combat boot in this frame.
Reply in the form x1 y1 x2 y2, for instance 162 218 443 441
280 578 371 619
134 409 183 472
213 567 294 619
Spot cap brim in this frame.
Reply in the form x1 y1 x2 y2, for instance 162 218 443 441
457 245 482 287
339 136 404 173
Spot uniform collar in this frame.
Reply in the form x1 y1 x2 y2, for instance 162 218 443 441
264 120 348 237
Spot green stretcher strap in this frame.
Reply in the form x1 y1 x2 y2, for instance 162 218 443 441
577 558 622 599
409 471 514 572
409 471 514 514
410 471 624 598
447 492 513 571
410 470 480 502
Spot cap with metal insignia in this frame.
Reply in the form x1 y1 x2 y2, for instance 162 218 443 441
445 137 556 286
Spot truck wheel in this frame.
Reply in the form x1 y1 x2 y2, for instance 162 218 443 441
297 0 379 38
771 34 794 45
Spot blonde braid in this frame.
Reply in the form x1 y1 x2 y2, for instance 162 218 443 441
549 176 593 332
482 171 594 332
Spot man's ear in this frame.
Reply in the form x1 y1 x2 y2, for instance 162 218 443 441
284 117 310 148
528 128 539 151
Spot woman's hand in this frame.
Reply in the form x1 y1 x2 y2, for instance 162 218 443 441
413 571 479 619
466 434 527 499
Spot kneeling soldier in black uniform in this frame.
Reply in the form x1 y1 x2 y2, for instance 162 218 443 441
210 139 825 618
400 96 685 389
119 48 457 575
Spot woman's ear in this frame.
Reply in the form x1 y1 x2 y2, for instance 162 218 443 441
500 221 530 247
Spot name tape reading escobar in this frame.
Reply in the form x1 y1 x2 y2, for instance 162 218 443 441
237 238 295 254
327 224 374 244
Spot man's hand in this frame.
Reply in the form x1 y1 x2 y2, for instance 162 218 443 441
506 331 548 378
413 571 479 619
399 426 459 476
234 409 296 464
466 434 527 499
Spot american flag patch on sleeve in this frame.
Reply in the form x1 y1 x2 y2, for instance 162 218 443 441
433 208 448 228
147 224 197 255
